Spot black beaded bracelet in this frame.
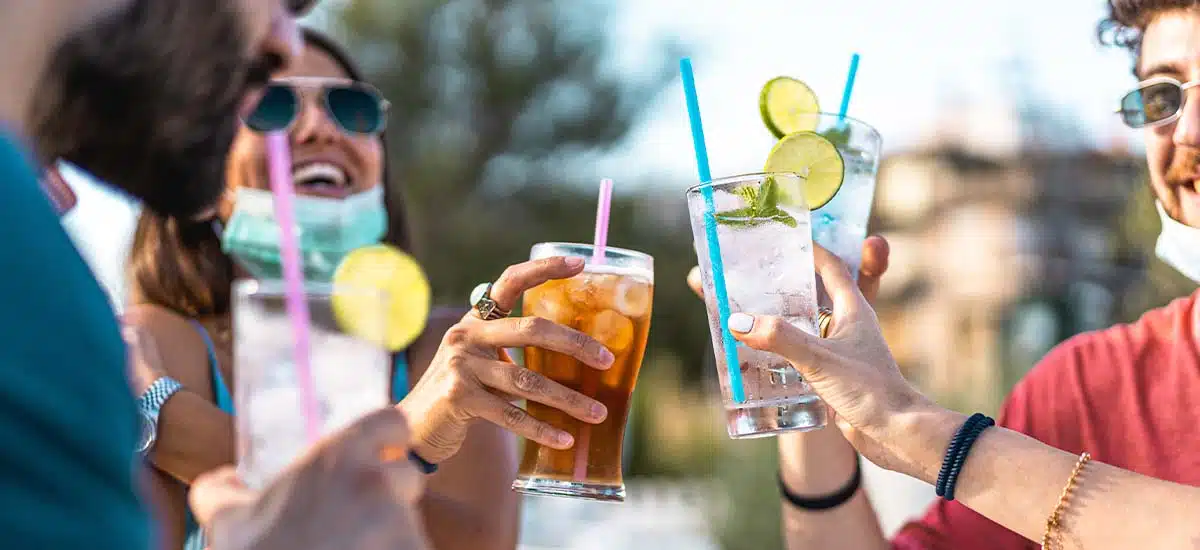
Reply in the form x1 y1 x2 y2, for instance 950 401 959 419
409 450 439 474
779 455 862 511
935 413 994 501
944 416 993 501
935 413 983 497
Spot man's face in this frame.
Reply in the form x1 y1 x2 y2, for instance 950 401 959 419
29 0 302 221
1140 9 1200 228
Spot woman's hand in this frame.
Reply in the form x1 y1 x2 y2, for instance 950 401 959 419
397 256 614 464
725 245 937 476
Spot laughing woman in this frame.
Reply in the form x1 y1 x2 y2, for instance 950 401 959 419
122 29 521 550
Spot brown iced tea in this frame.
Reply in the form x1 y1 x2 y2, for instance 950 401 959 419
516 263 653 501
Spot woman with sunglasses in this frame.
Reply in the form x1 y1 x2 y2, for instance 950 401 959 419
718 246 1200 550
125 28 617 550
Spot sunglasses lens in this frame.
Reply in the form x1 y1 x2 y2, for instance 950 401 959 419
245 85 298 132
327 86 385 134
1122 81 1182 127
288 0 317 15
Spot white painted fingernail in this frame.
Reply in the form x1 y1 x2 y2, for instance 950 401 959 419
728 313 754 333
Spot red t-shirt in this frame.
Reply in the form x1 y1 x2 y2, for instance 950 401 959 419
891 291 1200 549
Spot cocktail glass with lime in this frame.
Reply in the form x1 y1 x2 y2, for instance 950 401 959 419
759 77 883 277
686 172 826 438
235 244 432 488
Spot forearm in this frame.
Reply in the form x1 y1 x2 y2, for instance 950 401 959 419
417 422 519 550
780 426 888 550
149 391 236 483
896 409 1200 549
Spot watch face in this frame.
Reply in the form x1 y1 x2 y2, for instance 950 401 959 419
137 411 155 454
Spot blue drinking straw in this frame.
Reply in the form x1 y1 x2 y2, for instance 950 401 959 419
679 58 745 404
837 53 861 123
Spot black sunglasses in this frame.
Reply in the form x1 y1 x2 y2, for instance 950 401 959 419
1117 76 1200 129
243 79 390 135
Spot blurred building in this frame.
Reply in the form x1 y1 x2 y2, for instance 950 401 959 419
871 97 1144 410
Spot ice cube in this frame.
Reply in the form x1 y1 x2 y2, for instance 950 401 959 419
582 309 634 352
526 281 578 326
531 296 577 327
613 277 651 318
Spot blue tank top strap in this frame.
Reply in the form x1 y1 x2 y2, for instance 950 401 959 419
184 319 232 550
188 320 234 414
392 351 410 402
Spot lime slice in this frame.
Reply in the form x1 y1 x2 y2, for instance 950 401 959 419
759 77 821 139
332 244 431 351
764 131 845 210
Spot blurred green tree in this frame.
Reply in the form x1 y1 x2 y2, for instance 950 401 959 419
328 0 713 392
332 0 677 287
1114 177 1195 321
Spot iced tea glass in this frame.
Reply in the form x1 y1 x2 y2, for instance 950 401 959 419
513 242 654 502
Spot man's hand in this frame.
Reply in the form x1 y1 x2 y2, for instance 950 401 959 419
854 236 890 304
191 408 430 550
687 235 891 304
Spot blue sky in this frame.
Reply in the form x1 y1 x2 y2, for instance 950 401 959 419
64 0 1143 306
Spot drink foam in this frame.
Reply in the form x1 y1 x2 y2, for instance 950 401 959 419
582 262 654 284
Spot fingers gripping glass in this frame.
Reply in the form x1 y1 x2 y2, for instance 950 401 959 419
1118 77 1200 128
244 81 390 135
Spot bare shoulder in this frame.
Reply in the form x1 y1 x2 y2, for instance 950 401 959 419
122 303 214 399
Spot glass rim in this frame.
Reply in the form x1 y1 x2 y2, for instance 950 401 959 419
685 171 805 195
530 241 654 263
233 279 388 300
808 111 879 131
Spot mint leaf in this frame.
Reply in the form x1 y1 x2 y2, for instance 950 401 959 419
713 207 757 226
821 124 852 150
757 176 780 213
768 211 798 227
713 176 797 228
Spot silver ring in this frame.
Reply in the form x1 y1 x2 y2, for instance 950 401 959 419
470 282 511 321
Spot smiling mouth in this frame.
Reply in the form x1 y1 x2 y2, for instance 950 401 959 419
292 162 352 198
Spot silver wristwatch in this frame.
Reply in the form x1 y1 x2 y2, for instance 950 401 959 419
137 376 184 456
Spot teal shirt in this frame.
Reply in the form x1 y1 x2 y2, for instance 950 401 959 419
0 130 150 548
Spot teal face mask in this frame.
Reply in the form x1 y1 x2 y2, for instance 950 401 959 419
220 185 388 282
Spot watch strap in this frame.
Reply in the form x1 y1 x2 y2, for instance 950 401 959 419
138 376 183 421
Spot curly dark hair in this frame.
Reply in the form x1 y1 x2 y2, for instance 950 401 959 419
1099 0 1200 59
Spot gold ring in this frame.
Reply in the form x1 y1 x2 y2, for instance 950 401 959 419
817 308 833 338
469 282 511 321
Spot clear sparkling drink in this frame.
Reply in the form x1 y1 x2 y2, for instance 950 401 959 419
807 114 882 277
234 280 391 489
686 172 825 438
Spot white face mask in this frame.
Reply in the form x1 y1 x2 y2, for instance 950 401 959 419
1155 200 1200 285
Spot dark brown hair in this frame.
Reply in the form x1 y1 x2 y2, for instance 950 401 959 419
1099 0 1200 59
128 27 411 317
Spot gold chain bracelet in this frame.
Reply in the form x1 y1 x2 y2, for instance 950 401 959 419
1041 451 1091 549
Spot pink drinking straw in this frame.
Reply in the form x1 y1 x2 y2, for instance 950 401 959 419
265 132 322 444
574 178 614 482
